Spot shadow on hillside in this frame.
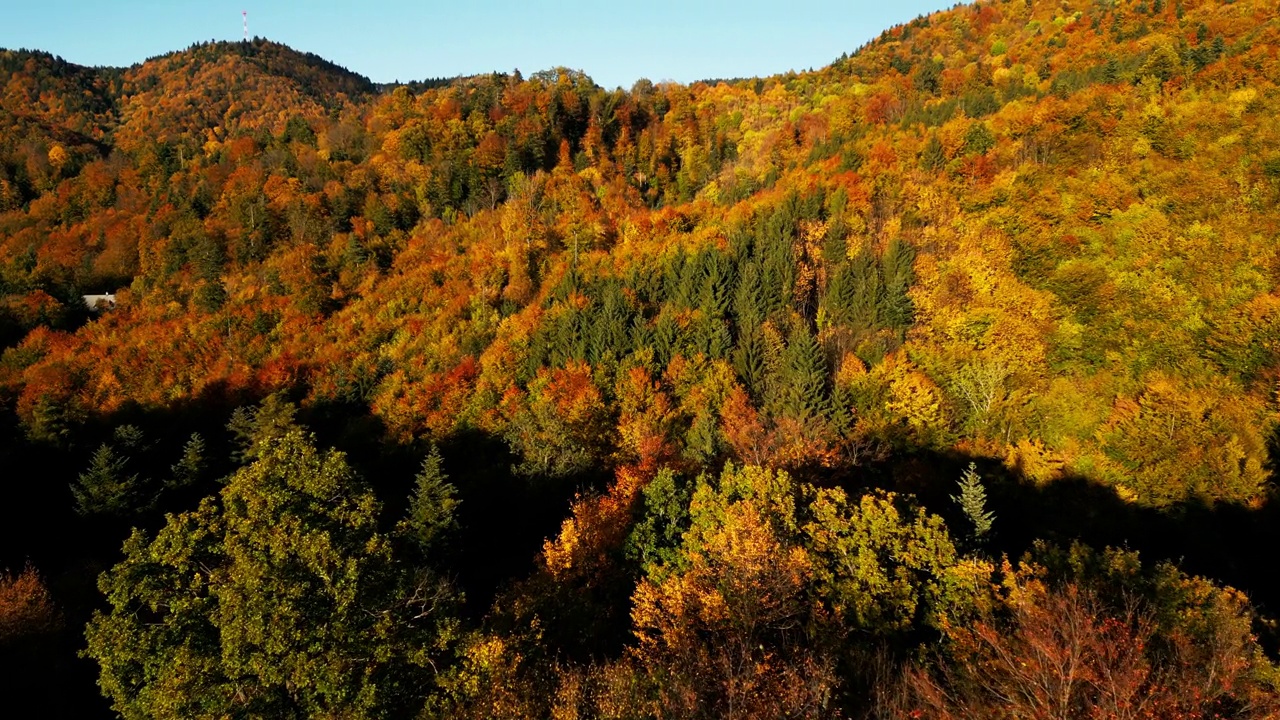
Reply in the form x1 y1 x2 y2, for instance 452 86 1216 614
0 386 610 717
855 449 1280 653
8 382 1280 713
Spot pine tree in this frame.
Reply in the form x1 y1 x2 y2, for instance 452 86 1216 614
72 444 141 516
881 239 916 331
733 262 765 329
399 445 459 554
848 251 884 333
921 133 946 171
781 326 829 422
733 325 768 400
951 462 994 540
699 251 734 318
166 433 206 490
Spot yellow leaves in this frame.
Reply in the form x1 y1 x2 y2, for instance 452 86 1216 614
878 353 948 438
1227 87 1258 118
910 229 1055 392
631 490 811 673
543 468 647 582
614 367 678 473
1004 438 1065 486
1095 372 1271 506
46 143 68 172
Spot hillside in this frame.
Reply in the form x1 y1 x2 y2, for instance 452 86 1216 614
3 0 1280 717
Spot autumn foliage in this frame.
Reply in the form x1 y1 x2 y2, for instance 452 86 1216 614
3 0 1280 715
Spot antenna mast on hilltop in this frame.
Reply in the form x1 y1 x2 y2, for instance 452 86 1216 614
242 10 249 41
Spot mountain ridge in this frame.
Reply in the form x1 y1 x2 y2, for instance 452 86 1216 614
4 1 1280 715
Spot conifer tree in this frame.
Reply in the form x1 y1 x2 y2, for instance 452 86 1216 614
166 433 206 490
952 462 994 541
921 133 946 171
781 326 829 422
848 251 884 333
399 445 460 554
733 262 765 329
733 325 768 400
72 444 140 516
881 239 916 331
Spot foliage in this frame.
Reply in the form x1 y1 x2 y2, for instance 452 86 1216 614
898 544 1280 720
398 444 460 554
951 462 994 543
0 564 61 644
2 0 1280 714
83 430 459 719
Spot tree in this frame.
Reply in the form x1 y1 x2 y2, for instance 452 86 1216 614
920 133 946 171
166 432 206 490
398 444 459 554
227 393 300 464
71 443 141 516
779 325 829 423
0 564 61 644
881 239 915 331
951 462 994 544
85 430 458 720
900 555 1280 720
627 465 990 719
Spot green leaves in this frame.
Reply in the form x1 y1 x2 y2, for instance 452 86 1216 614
71 443 141 516
85 430 458 720
398 445 460 554
952 461 995 543
803 486 976 633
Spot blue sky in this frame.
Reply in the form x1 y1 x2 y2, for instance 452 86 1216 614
2 1 955 89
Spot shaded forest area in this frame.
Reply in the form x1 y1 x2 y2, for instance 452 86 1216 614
4 0 1280 716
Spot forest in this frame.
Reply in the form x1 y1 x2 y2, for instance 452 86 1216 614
3 0 1280 716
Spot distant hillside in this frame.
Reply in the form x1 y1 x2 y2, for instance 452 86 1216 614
2 0 1278 503
4 2 1280 716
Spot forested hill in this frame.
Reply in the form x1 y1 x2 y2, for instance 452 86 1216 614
3 0 1280 717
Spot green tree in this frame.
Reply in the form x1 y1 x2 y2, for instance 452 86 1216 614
952 462 995 542
227 393 300 464
71 443 141 516
881 238 916 331
963 122 996 156
84 430 458 720
921 133 946 171
780 325 829 422
625 468 692 573
166 432 206 490
398 445 459 554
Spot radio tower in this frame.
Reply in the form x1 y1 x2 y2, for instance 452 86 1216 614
242 11 249 41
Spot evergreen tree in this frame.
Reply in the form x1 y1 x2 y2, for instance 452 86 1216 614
653 311 682 363
781 326 829 422
228 393 299 464
823 262 856 328
699 251 734 318
629 315 653 355
71 444 141 516
166 432 206 490
399 445 460 554
848 251 884 333
881 238 916 330
733 262 765 329
921 133 946 171
951 462 995 541
733 325 768 400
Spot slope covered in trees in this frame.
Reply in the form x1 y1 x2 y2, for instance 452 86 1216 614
3 0 1280 716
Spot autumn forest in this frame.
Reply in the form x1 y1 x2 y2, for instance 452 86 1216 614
3 0 1280 717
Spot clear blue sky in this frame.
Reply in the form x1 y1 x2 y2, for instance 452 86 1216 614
1 1 956 89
